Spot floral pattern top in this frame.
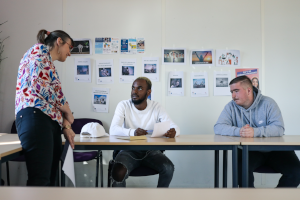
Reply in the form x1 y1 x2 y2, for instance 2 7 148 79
15 43 68 127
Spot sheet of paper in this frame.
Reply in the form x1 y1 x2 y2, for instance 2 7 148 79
121 38 137 54
191 72 209 97
168 71 184 96
119 59 137 83
96 59 114 84
235 68 260 90
162 48 186 65
216 49 240 67
190 49 214 67
116 136 147 140
71 38 92 55
151 121 171 138
214 71 231 96
95 37 119 54
136 38 145 54
142 57 159 82
92 87 109 113
74 58 91 82
61 140 76 187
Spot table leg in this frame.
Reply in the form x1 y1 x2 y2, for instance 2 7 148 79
232 145 238 188
0 162 2 186
242 145 249 187
214 150 219 188
223 150 228 188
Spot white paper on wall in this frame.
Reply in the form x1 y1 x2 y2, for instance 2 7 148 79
191 72 209 97
74 58 91 82
216 49 240 67
119 59 137 83
142 57 159 82
168 71 184 96
96 59 114 84
92 88 109 113
214 71 231 96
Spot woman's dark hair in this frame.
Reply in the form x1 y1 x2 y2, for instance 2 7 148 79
37 29 74 50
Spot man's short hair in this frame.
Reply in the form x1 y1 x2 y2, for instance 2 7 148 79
229 76 253 89
134 77 152 90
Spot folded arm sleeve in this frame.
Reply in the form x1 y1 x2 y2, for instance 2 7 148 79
30 56 67 109
158 105 180 136
214 105 241 136
253 100 285 137
109 102 136 136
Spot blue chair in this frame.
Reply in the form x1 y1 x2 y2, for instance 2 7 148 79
61 118 104 187
107 150 160 187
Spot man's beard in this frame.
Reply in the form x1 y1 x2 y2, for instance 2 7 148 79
132 93 148 105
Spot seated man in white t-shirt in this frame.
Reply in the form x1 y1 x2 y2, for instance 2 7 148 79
109 77 180 187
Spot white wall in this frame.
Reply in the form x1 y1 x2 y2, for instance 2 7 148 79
0 0 299 188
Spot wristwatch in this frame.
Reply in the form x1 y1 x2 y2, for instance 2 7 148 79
63 124 72 130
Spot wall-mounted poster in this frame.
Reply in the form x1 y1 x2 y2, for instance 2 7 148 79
96 59 114 84
142 57 159 82
191 72 209 97
168 71 184 96
71 39 92 55
216 49 240 67
214 71 231 96
190 49 214 67
95 37 119 54
162 48 186 65
137 38 145 54
74 58 91 82
119 59 137 83
235 68 260 89
121 38 138 54
92 87 109 113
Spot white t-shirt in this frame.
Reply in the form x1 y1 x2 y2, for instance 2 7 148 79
109 99 180 136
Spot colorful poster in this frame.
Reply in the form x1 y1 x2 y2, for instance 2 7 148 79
96 59 114 84
162 48 186 65
71 39 92 55
214 71 231 96
235 68 260 89
119 59 137 83
190 49 214 66
121 38 137 54
95 37 119 54
142 57 159 82
137 38 145 54
74 58 91 82
191 72 209 97
216 49 240 67
168 71 184 96
92 88 109 113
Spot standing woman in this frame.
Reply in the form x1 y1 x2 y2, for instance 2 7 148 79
15 30 75 186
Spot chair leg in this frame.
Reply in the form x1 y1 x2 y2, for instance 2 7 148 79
107 160 114 187
6 162 10 186
61 160 65 187
96 151 100 187
100 151 103 187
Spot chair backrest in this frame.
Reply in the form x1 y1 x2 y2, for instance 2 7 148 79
254 165 278 174
11 121 17 134
72 118 103 135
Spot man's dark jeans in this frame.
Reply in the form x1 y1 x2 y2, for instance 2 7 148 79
112 150 174 187
238 149 300 187
16 107 62 186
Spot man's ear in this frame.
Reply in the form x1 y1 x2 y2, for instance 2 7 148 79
147 89 152 96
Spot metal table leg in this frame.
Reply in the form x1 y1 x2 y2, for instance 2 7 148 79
242 145 249 187
232 145 238 188
223 150 228 188
214 150 219 188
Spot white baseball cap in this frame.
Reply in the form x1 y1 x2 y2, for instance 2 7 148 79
80 122 109 138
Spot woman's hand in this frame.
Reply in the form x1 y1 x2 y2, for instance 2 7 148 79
63 128 75 149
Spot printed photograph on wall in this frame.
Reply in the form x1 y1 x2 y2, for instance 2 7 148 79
94 95 106 105
99 68 112 77
235 68 259 89
193 79 205 88
144 64 156 73
71 39 92 55
216 78 229 87
190 49 214 66
77 65 89 75
122 66 134 76
162 48 186 65
170 78 182 88
216 49 240 67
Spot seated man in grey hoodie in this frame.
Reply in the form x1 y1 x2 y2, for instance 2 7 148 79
214 75 300 187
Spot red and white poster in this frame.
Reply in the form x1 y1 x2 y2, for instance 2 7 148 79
235 68 259 89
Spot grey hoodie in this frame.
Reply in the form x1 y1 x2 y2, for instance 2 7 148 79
214 87 284 137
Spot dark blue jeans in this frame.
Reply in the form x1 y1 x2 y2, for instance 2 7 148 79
238 149 300 187
16 107 62 186
112 150 174 187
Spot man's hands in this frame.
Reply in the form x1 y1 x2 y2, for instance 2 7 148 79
240 124 254 138
134 128 148 136
63 128 76 149
164 128 176 138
